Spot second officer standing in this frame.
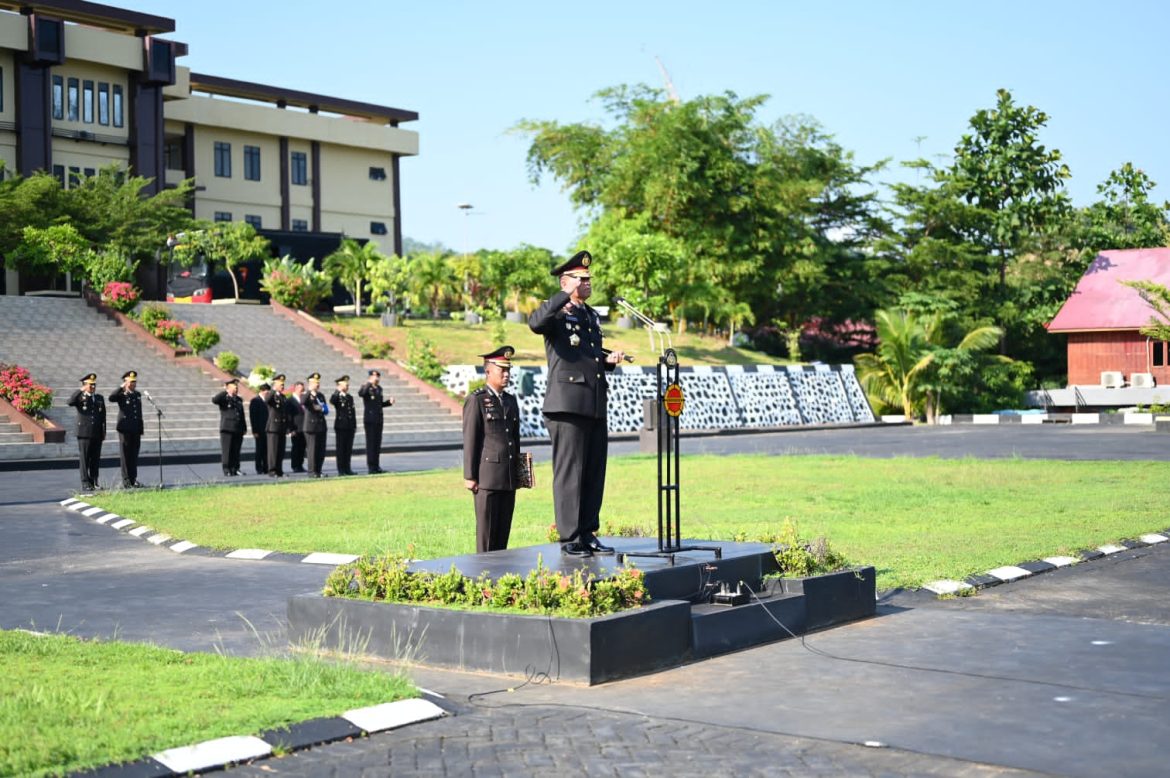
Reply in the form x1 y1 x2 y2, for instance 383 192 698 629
107 370 144 488
211 377 246 476
330 375 357 476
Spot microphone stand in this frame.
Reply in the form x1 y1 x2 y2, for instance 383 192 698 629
612 296 673 355
144 391 164 487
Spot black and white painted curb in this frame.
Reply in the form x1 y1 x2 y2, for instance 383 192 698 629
922 531 1170 596
77 694 450 776
58 498 360 566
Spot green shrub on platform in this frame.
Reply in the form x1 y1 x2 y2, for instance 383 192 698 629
185 323 221 355
153 319 185 347
406 332 443 383
354 332 394 360
323 554 648 617
260 255 332 311
750 519 850 578
137 303 170 332
214 350 240 374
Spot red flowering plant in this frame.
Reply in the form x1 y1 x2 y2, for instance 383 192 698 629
0 363 54 418
153 319 186 347
101 281 140 314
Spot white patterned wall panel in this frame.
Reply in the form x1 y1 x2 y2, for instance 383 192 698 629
839 366 876 422
729 372 804 426
789 370 853 424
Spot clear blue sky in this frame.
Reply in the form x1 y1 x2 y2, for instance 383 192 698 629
132 0 1170 255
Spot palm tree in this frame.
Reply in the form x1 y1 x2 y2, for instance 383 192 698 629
324 238 384 316
407 251 459 319
855 308 1003 422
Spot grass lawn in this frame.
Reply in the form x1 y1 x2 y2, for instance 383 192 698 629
85 455 1170 591
0 629 414 778
320 316 778 368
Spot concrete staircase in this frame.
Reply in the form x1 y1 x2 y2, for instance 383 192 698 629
0 413 33 444
0 295 224 459
151 303 460 443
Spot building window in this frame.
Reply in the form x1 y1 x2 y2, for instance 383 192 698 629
52 75 63 119
244 145 261 181
1154 341 1167 368
52 165 65 187
68 167 81 187
368 166 387 181
291 151 307 186
214 211 232 223
83 168 95 179
244 214 262 229
98 83 109 125
370 221 388 235
82 80 94 123
112 85 123 128
291 219 308 232
214 142 231 178
67 77 79 121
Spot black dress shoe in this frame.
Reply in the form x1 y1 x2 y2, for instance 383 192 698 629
368 467 384 475
583 534 615 554
131 481 146 488
561 542 593 557
292 467 306 473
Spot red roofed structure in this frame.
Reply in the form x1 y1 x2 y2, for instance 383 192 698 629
1047 248 1170 386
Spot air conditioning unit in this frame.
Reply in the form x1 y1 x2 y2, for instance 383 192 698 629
1100 371 1124 388
1131 372 1156 388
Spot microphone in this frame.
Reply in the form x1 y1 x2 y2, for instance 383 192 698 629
143 390 152 401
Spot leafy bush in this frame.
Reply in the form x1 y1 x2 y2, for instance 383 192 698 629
154 319 185 347
101 281 140 314
185 323 221 355
741 519 850 578
260 255 332 311
247 363 276 388
406 332 444 383
353 332 394 360
86 250 138 289
323 554 648 618
0 363 53 417
137 303 170 332
214 350 240 374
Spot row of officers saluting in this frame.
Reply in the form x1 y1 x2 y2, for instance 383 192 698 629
69 368 396 492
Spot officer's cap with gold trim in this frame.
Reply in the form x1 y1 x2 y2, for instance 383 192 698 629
336 375 349 384
224 377 239 386
307 372 321 381
367 368 381 377
122 370 137 381
479 345 515 368
550 250 592 278
272 373 286 382
80 372 97 385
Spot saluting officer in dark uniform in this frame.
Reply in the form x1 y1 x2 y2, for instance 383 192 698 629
300 372 328 478
358 369 394 474
529 251 624 557
211 377 247 476
463 346 523 553
107 370 144 488
69 373 106 492
330 375 357 476
249 383 270 474
287 381 307 472
265 374 290 477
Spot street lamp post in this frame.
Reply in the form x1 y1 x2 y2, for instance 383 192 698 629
457 203 474 321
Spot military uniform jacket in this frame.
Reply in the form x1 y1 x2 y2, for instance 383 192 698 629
286 395 304 433
249 396 268 435
529 290 616 419
462 387 521 491
68 389 106 440
358 382 392 424
265 391 290 433
300 391 328 434
107 386 144 435
330 391 357 431
212 391 247 434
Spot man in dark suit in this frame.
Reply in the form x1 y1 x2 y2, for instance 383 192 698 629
107 370 144 489
249 383 270 474
330 375 357 476
463 346 523 553
358 369 394 474
211 378 247 476
265 374 290 477
68 373 106 492
529 250 624 557
287 380 306 472
300 372 328 478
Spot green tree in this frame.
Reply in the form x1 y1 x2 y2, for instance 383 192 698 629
407 251 459 319
8 224 91 277
324 237 384 316
367 253 410 315
1080 163 1170 252
173 221 270 300
1123 280 1170 341
0 173 64 262
480 244 556 315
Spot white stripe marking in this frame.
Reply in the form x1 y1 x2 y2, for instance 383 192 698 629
923 580 974 595
128 526 152 537
1043 556 1079 568
226 548 274 560
67 502 90 512
60 498 79 506
152 735 272 773
986 566 1031 582
301 552 360 565
169 541 198 554
147 533 172 545
1098 544 1127 555
342 699 446 733
110 519 135 530
1140 534 1167 544
94 513 120 524
81 506 105 517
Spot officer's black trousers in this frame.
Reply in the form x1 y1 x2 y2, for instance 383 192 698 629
305 431 325 475
118 432 140 485
220 432 243 474
474 488 515 553
335 428 354 473
267 431 286 475
253 433 267 474
77 436 102 488
364 422 383 470
545 412 608 542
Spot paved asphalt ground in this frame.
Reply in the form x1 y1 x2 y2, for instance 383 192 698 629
2 425 1169 776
